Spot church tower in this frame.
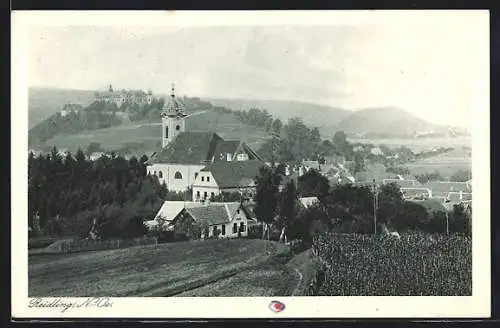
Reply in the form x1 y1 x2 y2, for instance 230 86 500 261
161 83 187 148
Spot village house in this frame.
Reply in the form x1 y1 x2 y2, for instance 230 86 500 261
146 85 263 192
168 202 258 239
299 196 320 209
191 160 264 201
423 181 472 198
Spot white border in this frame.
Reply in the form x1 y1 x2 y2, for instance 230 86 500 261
11 10 491 319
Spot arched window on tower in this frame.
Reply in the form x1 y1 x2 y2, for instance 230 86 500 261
165 126 169 138
174 172 183 179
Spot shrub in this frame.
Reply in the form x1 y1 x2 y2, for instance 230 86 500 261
247 224 263 239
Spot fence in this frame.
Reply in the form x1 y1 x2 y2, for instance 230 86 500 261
42 236 158 254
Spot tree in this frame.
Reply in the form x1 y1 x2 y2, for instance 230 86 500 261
333 130 347 147
377 183 404 230
272 118 283 134
297 169 330 198
277 180 298 243
322 184 374 234
450 169 472 182
353 153 366 174
86 142 102 155
254 166 282 239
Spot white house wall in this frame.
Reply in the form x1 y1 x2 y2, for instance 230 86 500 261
204 210 252 239
147 164 205 192
192 172 220 200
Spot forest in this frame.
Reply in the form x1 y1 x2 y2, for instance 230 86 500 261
28 147 174 239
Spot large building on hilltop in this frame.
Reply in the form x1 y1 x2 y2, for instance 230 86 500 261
94 83 155 107
146 84 264 193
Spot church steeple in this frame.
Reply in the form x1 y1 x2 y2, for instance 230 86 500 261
161 83 187 118
161 83 187 148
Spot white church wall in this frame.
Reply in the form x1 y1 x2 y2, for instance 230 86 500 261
147 164 205 192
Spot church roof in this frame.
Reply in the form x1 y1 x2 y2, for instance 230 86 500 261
200 160 265 189
213 140 242 161
151 132 223 165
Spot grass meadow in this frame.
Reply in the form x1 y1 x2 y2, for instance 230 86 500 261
29 239 296 297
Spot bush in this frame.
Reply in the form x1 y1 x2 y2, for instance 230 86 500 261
247 224 263 239
313 231 471 296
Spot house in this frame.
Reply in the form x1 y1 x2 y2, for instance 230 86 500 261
89 152 107 161
191 160 264 201
400 187 433 200
382 178 421 188
370 147 384 156
170 202 259 239
299 196 319 209
143 200 200 230
146 85 263 192
424 181 472 198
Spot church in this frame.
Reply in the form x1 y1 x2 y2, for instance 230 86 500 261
146 85 264 193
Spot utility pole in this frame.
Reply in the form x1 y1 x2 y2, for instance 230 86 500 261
446 211 449 235
373 179 378 235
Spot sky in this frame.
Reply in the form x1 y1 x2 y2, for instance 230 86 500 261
26 12 489 129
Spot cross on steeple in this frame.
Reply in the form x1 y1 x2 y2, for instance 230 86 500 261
171 83 175 100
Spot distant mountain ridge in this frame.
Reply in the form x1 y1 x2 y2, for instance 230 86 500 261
205 97 351 138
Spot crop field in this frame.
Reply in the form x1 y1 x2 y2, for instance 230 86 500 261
348 136 471 153
313 232 472 296
29 239 291 297
44 111 271 155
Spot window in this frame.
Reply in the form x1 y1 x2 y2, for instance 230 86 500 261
239 222 246 232
176 125 180 131
213 226 218 236
207 176 210 182
237 209 240 214
165 126 169 138
204 191 208 199
174 172 182 179
153 171 156 176
221 225 226 235
196 191 200 199
195 172 198 179
158 171 163 178
233 223 238 234
211 192 215 198
202 176 205 182
237 153 248 161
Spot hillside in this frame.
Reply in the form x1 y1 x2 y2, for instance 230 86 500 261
205 98 351 138
337 107 447 137
43 110 271 156
28 87 96 128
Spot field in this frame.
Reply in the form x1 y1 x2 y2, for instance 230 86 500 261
29 239 304 297
43 111 271 155
313 232 472 296
348 136 471 152
349 136 472 179
406 148 471 179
